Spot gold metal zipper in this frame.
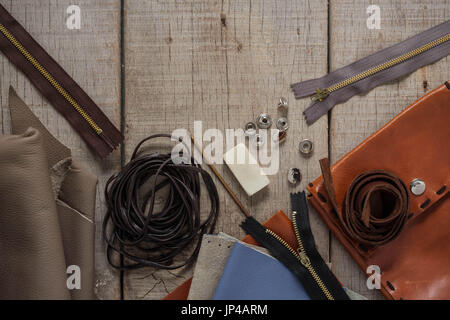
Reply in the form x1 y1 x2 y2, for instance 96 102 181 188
0 23 103 135
311 34 450 102
265 211 334 300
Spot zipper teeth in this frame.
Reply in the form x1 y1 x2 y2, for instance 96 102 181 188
266 223 334 300
291 211 334 300
328 34 450 93
0 23 103 135
266 228 300 258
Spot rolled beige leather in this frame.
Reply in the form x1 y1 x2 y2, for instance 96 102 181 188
0 128 70 299
0 87 97 299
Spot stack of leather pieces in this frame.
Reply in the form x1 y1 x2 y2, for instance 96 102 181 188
163 211 297 300
307 82 450 300
0 87 96 300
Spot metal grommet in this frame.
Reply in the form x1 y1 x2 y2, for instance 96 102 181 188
288 168 302 184
278 97 288 109
244 121 257 136
299 139 313 155
410 179 426 196
253 133 265 147
256 113 272 129
276 117 289 132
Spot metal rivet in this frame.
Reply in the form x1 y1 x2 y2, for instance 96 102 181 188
410 179 426 196
278 97 288 109
244 121 257 136
288 168 302 184
256 113 272 129
299 139 313 155
276 117 289 132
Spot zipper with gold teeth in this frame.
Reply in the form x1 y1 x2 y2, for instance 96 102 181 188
291 20 450 125
265 212 334 300
0 23 103 135
0 4 123 158
311 34 450 102
240 192 350 300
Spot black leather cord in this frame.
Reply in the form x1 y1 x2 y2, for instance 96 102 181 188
103 133 220 270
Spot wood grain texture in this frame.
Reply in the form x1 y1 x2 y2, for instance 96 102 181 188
123 0 329 299
0 0 446 301
328 0 449 300
0 0 121 299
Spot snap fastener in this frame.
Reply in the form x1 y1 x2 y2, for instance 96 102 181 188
256 113 272 129
299 139 313 155
276 117 289 132
410 179 426 196
288 168 302 184
278 97 288 109
244 121 257 136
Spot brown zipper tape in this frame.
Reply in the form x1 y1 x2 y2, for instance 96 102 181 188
0 4 123 158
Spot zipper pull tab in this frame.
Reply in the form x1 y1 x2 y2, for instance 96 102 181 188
298 249 311 267
311 88 330 102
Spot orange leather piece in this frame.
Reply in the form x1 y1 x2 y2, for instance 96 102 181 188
163 278 192 300
163 210 296 300
307 82 450 300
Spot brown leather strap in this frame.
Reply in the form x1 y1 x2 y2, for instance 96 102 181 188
319 158 409 246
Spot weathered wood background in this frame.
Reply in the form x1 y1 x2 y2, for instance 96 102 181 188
0 0 448 300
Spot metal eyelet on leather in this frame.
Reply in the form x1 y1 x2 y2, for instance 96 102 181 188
410 179 426 196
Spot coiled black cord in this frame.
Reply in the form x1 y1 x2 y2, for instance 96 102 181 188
103 133 220 270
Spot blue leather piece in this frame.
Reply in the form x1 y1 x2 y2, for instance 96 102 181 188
213 242 310 300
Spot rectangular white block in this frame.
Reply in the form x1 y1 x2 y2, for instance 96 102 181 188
223 143 269 196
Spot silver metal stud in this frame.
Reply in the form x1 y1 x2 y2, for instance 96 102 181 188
256 113 272 129
299 139 313 155
276 117 289 132
278 97 288 109
244 121 257 136
288 168 302 184
410 179 426 196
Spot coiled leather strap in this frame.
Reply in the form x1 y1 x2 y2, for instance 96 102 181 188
319 158 409 246
103 134 220 270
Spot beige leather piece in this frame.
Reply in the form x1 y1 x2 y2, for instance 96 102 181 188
56 160 97 300
0 87 97 299
9 86 71 167
0 129 70 300
59 161 97 222
57 201 95 300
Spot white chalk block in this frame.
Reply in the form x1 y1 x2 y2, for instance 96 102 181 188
223 143 269 196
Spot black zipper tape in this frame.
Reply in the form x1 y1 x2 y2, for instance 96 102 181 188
240 192 350 300
290 192 349 300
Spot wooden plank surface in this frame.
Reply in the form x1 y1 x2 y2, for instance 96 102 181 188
123 0 329 299
328 0 449 299
0 0 447 300
0 0 121 300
